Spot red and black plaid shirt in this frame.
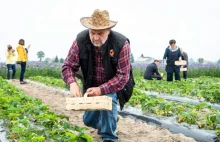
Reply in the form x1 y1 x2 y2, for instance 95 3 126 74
62 40 131 94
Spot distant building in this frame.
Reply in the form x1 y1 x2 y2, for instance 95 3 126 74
135 54 155 64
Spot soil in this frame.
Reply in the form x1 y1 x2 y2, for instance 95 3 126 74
10 80 196 142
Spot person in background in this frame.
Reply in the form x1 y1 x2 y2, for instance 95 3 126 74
16 39 31 84
180 48 188 79
144 60 162 80
163 39 182 81
5 45 16 80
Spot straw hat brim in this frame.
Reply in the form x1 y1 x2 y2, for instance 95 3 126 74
80 17 117 30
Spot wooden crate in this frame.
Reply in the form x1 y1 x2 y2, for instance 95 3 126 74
180 68 187 72
175 60 187 66
66 93 112 111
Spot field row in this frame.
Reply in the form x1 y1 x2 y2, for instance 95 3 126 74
135 76 220 103
0 77 93 142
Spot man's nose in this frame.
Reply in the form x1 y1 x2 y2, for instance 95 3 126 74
94 34 99 40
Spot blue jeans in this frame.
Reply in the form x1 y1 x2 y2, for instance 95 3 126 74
83 93 118 141
7 64 16 79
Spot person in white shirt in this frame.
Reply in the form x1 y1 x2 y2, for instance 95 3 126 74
5 44 16 80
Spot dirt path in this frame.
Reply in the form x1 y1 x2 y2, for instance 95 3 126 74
11 80 196 142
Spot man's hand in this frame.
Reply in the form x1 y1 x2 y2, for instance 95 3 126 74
86 87 102 97
69 82 82 97
27 44 31 49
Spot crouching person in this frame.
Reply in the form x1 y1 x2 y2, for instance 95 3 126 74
144 60 163 80
62 9 131 142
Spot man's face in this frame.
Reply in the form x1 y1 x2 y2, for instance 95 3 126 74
170 43 176 48
155 61 160 66
89 29 110 47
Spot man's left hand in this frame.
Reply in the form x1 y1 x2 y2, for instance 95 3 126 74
86 87 102 96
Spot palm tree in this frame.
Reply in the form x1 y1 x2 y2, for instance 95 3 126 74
37 51 45 62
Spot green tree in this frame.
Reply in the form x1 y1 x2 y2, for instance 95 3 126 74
54 56 59 63
37 51 45 62
130 53 135 63
60 58 64 63
198 58 204 63
217 59 220 64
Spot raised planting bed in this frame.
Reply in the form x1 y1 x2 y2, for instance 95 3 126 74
135 76 220 103
0 77 93 142
142 91 220 111
128 88 220 137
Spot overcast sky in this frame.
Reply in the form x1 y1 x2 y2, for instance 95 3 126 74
0 0 220 62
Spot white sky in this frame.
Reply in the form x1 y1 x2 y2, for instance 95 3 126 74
0 0 220 62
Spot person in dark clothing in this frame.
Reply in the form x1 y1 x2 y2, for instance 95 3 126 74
180 48 188 79
144 60 162 80
163 39 182 81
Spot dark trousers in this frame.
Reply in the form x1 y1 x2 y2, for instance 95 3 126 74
166 66 180 81
183 71 187 79
7 64 16 79
20 62 26 82
144 75 162 80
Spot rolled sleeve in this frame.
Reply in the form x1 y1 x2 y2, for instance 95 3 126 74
62 40 80 86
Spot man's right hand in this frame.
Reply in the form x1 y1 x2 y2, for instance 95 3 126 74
69 82 82 97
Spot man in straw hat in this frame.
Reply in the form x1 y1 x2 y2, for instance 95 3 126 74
62 9 133 142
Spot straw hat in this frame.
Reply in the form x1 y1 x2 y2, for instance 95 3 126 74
80 9 117 30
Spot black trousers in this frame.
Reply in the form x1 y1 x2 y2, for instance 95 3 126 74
144 75 162 80
183 71 187 79
166 66 180 81
20 62 26 82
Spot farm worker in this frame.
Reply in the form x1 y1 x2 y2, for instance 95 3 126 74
16 39 31 84
62 9 134 142
144 60 163 80
5 44 16 80
163 39 182 81
180 48 188 79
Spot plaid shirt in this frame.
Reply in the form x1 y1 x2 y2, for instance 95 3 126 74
62 40 131 95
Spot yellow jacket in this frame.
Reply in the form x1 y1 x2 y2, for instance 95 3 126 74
16 44 28 62
5 50 16 64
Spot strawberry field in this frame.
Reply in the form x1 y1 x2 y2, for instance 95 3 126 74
0 63 220 141
25 75 220 139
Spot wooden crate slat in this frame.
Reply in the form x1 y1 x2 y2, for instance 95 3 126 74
66 96 112 111
175 61 187 66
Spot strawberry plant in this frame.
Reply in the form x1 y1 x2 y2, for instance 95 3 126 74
0 77 93 142
29 76 82 89
135 76 220 103
128 88 220 136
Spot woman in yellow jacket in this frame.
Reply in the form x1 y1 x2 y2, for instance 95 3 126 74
17 39 31 84
5 45 16 80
